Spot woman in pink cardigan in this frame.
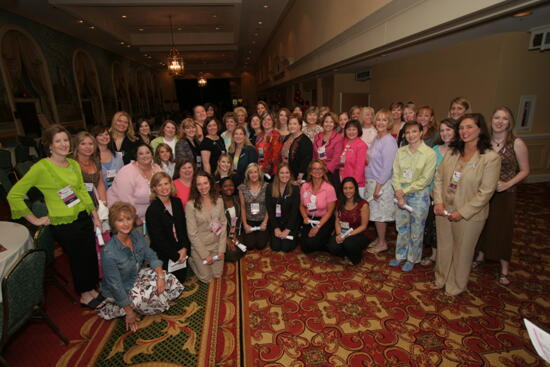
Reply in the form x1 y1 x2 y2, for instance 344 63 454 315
339 120 368 197
313 112 344 175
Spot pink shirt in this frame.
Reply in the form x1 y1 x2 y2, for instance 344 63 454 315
174 179 191 207
339 138 368 187
313 131 344 173
107 162 162 220
300 181 337 217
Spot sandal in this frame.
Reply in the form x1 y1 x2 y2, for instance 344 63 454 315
429 282 443 290
420 257 435 266
367 246 388 255
472 260 485 270
498 273 511 286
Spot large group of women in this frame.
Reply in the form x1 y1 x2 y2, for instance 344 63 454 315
7 97 530 332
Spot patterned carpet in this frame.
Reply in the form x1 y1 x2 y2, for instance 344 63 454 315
240 183 550 367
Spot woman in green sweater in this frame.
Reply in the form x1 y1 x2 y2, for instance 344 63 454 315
7 124 103 308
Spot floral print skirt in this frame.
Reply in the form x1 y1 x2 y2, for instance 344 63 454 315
97 268 184 320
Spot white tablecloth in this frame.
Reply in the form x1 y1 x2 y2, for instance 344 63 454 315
0 221 34 301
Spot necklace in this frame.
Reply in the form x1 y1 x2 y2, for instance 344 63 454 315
492 137 506 147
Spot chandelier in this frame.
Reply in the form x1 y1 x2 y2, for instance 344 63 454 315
197 73 207 87
167 15 184 76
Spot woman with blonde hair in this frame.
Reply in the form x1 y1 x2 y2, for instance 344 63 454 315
360 106 377 147
229 126 258 185
73 131 107 205
238 163 269 250
473 107 529 285
109 111 138 164
448 97 471 122
234 106 249 131
175 118 202 168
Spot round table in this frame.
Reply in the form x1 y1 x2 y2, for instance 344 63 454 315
0 221 34 301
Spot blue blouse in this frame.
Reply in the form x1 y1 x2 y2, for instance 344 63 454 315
100 229 162 307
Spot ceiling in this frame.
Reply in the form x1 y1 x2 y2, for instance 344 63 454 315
0 0 290 75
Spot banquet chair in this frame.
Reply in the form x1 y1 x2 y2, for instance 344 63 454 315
34 226 77 304
0 249 68 366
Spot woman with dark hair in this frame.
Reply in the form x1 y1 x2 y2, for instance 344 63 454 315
193 105 208 140
266 164 300 252
220 177 245 262
473 107 530 285
185 171 226 283
255 113 283 178
107 143 162 228
284 113 313 182
173 158 195 207
249 113 262 145
200 118 226 175
136 119 155 146
110 111 139 164
256 100 269 117
229 126 258 186
417 106 439 147
299 159 337 254
276 108 291 136
205 103 218 119
338 112 350 133
327 177 369 264
221 112 237 150
432 113 501 296
175 118 202 169
92 126 124 189
238 163 269 250
8 124 102 308
339 120 368 196
151 120 179 153
146 172 191 283
390 121 436 272
99 201 183 331
313 112 344 177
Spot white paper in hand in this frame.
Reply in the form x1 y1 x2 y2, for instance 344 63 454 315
168 257 187 273
524 319 550 363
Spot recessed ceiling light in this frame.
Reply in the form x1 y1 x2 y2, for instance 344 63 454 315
88 25 95 30
254 32 259 36
177 27 182 31
248 50 252 53
138 28 144 31
257 20 263 25
78 19 84 24
212 14 217 18
120 41 125 45
513 11 531 17
121 15 127 19
263 4 269 8
126 44 131 48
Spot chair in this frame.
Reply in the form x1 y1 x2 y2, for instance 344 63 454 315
0 150 11 172
14 161 34 180
34 226 77 304
0 170 12 204
0 249 68 365
14 145 30 164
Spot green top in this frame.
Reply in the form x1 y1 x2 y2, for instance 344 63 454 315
7 158 95 225
392 141 437 194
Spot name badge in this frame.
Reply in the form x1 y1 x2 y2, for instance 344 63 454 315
340 152 346 165
211 218 222 236
340 221 350 230
318 145 326 160
307 195 317 212
230 216 237 234
57 185 81 208
106 169 117 183
251 202 260 215
403 169 413 180
275 203 282 217
450 171 461 190
196 155 202 168
116 151 124 159
258 148 264 160
85 182 94 193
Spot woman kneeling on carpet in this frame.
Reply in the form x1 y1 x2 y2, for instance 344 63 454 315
98 202 184 332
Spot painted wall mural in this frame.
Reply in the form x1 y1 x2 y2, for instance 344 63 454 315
0 9 161 131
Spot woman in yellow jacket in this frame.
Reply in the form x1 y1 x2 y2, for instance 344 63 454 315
432 113 501 296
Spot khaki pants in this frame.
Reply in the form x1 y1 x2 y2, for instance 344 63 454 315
434 217 485 295
189 243 224 283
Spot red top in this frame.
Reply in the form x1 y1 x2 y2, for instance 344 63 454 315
338 199 368 234
174 179 191 207
255 130 283 176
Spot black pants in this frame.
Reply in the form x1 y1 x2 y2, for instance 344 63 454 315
300 216 335 254
270 231 297 252
327 233 367 264
243 220 268 250
51 211 99 294
423 203 437 249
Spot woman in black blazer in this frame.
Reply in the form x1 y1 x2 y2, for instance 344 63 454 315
266 164 301 252
229 126 258 186
146 172 191 283
283 114 313 182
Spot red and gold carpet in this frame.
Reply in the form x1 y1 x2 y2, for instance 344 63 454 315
239 183 549 367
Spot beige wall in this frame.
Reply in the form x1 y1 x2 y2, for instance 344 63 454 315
370 32 550 181
332 73 371 111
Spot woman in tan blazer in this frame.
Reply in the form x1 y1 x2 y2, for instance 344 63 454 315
432 113 501 296
185 172 227 283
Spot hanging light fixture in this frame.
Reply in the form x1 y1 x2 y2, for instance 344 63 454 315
197 73 207 87
167 15 184 76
